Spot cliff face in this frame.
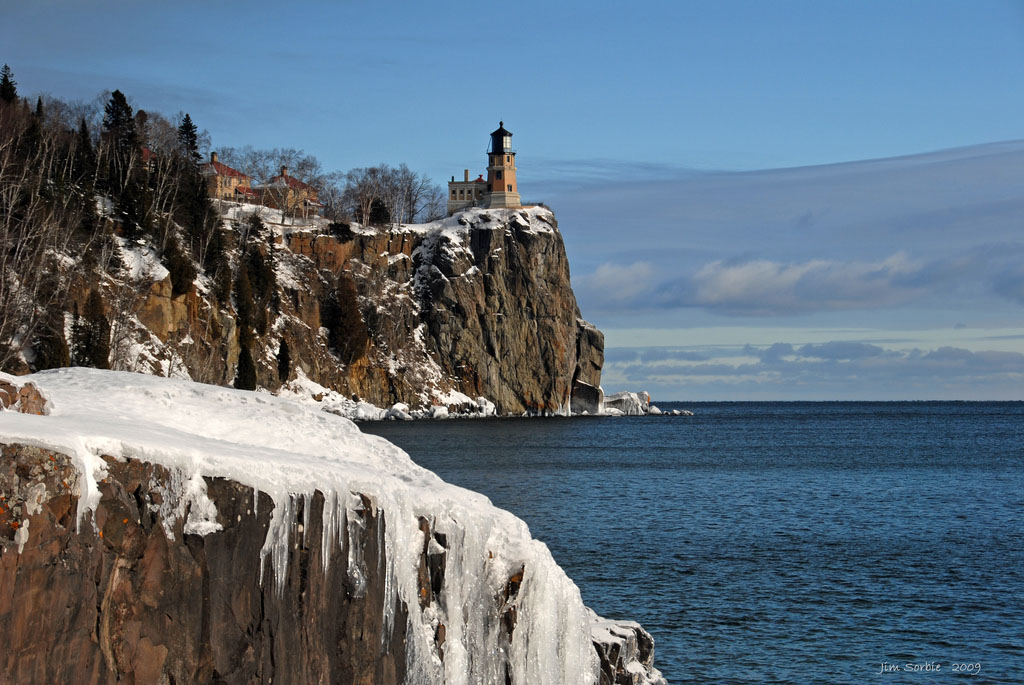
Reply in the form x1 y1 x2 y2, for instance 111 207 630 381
0 444 408 684
0 370 663 685
102 207 603 415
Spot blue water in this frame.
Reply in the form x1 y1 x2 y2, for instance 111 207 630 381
361 403 1024 683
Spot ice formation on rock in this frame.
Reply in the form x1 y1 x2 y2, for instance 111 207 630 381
0 368 663 684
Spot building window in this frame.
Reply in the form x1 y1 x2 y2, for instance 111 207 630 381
507 184 513 192
451 190 456 198
506 155 510 163
496 170 502 180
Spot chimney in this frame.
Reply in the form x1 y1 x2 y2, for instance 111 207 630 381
464 169 469 182
211 151 218 163
280 165 288 177
451 176 455 182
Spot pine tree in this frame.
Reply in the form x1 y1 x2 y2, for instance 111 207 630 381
320 273 368 364
101 90 137 193
177 113 200 164
244 246 276 304
234 345 257 391
74 116 96 186
0 64 16 104
204 226 227 274
102 90 136 151
176 113 213 254
34 96 43 119
19 106 42 158
212 252 232 304
163 235 197 297
277 339 291 382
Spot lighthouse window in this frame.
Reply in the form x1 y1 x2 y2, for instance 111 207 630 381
506 155 510 163
451 190 456 198
496 170 502 180
507 184 513 192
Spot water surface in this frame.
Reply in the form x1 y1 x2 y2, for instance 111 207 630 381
362 402 1024 683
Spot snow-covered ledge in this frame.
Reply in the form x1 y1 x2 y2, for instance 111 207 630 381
0 369 664 684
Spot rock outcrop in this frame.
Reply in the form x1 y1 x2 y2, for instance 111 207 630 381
0 443 408 684
90 207 603 415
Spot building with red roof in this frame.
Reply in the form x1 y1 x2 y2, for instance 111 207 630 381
200 152 255 202
258 165 322 219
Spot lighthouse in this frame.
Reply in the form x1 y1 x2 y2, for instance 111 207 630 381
483 121 521 209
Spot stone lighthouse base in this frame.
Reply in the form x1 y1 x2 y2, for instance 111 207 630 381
483 191 522 209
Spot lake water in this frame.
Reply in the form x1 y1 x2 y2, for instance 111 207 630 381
361 402 1024 683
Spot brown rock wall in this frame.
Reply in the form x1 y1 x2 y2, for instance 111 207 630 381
0 445 408 684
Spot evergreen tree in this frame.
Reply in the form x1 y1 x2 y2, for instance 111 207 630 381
182 167 214 253
117 179 152 242
211 252 232 304
19 105 42 158
163 234 197 297
101 90 137 192
102 90 136 151
242 212 265 246
74 116 96 186
177 113 200 164
204 225 227 274
234 345 257 390
277 339 291 382
0 64 16 104
176 113 213 254
233 262 255 347
34 95 43 119
73 291 111 369
244 245 276 304
320 273 368 364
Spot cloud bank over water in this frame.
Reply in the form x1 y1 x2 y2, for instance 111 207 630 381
545 141 1024 398
603 342 1024 401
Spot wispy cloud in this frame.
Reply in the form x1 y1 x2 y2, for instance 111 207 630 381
579 244 1024 317
602 341 1024 400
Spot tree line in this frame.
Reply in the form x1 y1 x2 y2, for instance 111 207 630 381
0 64 389 377
216 147 446 226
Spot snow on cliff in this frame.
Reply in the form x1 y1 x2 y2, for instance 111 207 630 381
0 368 658 684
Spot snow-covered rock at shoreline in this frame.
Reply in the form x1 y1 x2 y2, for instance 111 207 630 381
601 390 693 417
278 369 498 421
0 368 664 684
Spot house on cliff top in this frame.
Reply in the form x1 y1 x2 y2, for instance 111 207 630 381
260 165 323 220
448 121 523 215
201 152 254 202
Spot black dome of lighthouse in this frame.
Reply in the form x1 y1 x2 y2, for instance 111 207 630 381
489 121 514 154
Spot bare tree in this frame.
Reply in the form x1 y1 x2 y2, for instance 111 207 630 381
0 101 96 369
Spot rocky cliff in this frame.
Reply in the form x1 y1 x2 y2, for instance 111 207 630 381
0 370 663 684
77 206 603 415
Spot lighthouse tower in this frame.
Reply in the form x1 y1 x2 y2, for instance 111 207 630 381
483 121 521 209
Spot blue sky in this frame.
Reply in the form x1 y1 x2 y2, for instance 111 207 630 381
4 0 1024 399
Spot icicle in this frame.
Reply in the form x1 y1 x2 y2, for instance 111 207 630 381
320 489 339 575
301 491 312 546
258 493 295 594
346 493 367 598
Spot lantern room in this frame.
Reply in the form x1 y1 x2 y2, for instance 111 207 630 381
489 121 514 155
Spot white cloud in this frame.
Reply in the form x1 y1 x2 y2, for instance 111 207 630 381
677 253 928 315
579 261 656 305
